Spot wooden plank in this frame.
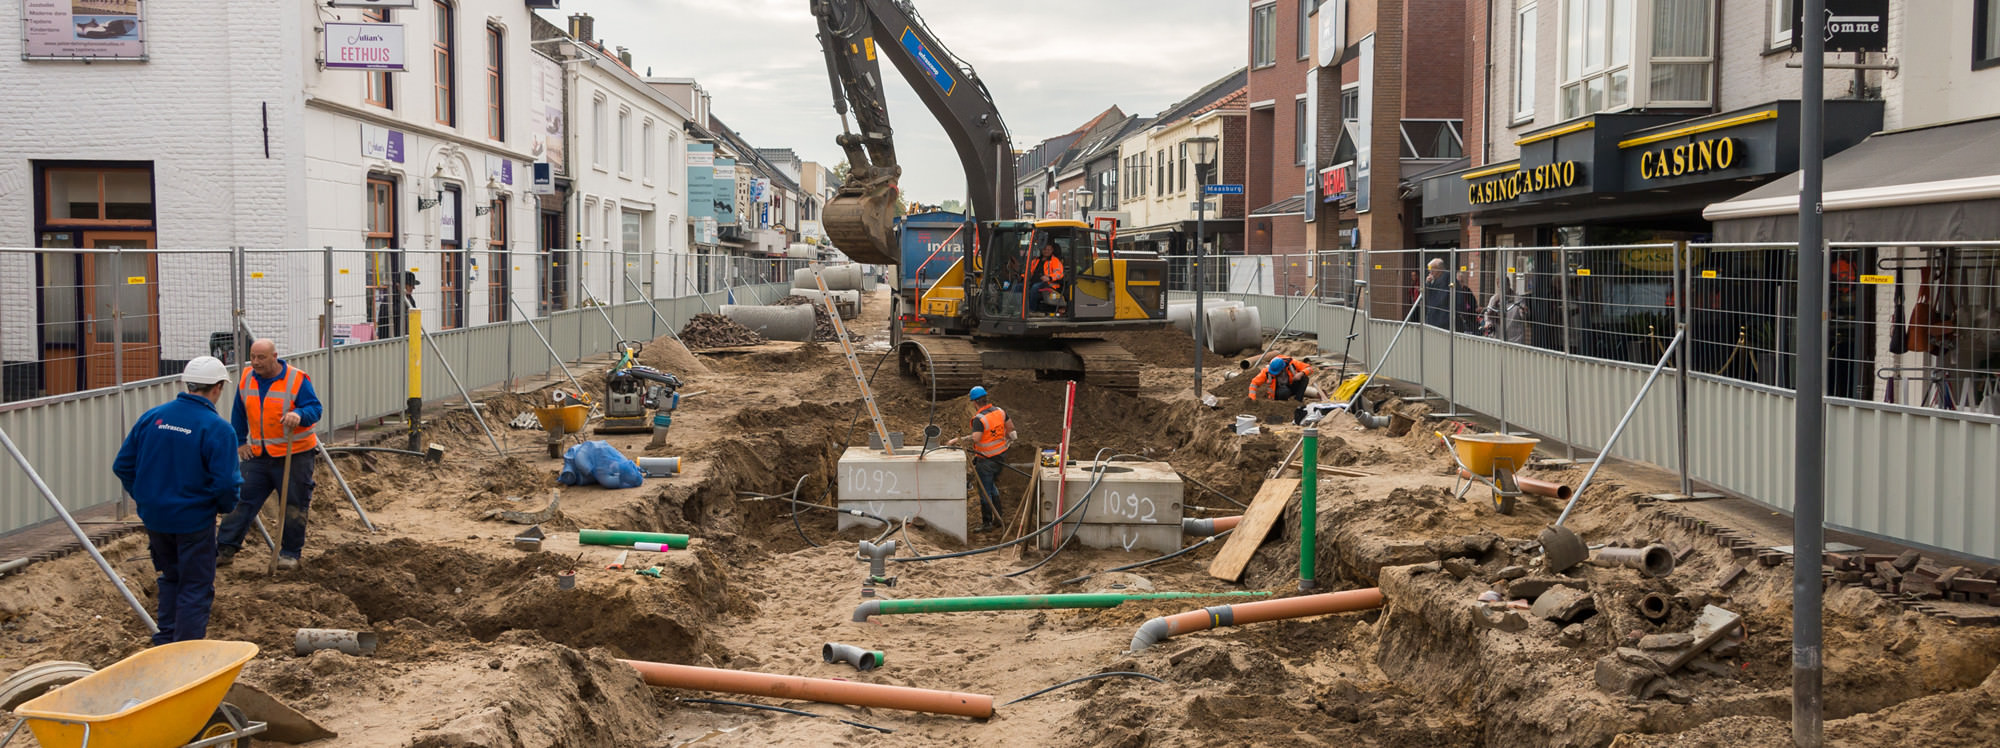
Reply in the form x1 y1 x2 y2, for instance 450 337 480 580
1207 478 1300 581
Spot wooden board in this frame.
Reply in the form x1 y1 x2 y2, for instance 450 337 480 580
1207 478 1301 581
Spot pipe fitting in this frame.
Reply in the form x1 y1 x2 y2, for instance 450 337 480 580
1352 408 1392 429
852 599 882 623
1590 544 1676 578
857 540 897 582
823 642 885 671
1180 516 1243 536
295 628 379 656
1635 591 1671 622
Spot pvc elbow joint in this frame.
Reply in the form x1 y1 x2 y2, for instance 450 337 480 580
823 642 885 671
852 600 883 623
1129 616 1170 652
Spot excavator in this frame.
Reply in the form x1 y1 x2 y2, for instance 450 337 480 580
810 0 1168 395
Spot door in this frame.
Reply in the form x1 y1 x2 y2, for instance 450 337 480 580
62 233 159 391
1072 230 1116 320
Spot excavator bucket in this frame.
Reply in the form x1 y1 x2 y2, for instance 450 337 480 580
824 187 900 266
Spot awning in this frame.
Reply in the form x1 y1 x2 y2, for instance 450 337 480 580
1250 195 1306 217
1705 115 2000 243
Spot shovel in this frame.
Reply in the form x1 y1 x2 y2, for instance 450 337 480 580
1541 328 1685 573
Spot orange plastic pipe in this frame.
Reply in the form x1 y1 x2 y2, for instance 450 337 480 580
1457 469 1573 500
620 659 994 719
1129 588 1385 650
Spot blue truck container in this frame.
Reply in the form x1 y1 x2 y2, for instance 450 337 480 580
897 210 971 300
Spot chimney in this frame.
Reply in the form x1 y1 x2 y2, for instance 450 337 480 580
567 13 592 43
617 46 631 68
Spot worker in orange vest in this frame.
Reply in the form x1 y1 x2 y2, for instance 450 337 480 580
1249 356 1314 402
946 385 1016 533
1028 238 1066 315
216 339 322 571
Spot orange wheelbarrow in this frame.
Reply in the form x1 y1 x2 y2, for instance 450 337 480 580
1445 433 1540 515
2 640 266 748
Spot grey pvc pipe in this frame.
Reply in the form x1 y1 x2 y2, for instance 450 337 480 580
1554 328 1685 527
0 557 30 575
857 540 897 581
295 628 379 656
722 304 814 342
0 424 158 635
822 642 884 672
1590 545 1675 578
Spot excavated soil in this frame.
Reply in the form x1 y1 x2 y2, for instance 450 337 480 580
679 313 766 349
3 288 1998 747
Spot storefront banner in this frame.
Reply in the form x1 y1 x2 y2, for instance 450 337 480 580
360 123 405 163
531 55 564 172
687 150 714 168
1320 162 1351 203
712 158 738 226
1316 0 1345 66
485 155 513 187
323 22 403 71
439 190 459 242
1304 67 1318 224
713 163 737 181
23 0 143 60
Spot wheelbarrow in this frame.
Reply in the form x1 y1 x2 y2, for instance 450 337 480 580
2 640 266 748
535 400 591 458
1444 433 1540 516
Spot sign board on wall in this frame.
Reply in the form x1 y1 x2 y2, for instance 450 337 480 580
323 22 404 70
687 144 716 222
530 55 565 172
326 0 416 7
1790 0 1887 53
360 124 405 163
1303 69 1318 224
1320 162 1351 203
485 155 513 187
1315 0 1346 66
531 162 554 195
22 0 144 60
1354 34 1374 214
439 190 459 242
712 158 738 226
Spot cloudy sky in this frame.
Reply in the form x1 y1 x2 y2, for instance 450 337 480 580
537 1 1247 203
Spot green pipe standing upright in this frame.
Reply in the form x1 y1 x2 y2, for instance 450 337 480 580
1301 426 1318 592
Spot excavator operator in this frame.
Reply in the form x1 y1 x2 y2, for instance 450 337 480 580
1028 237 1066 315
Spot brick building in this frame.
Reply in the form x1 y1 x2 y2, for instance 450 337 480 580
1243 0 1320 261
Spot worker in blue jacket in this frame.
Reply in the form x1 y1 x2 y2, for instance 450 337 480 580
112 356 242 645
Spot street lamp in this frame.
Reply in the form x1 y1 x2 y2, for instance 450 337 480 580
1186 135 1219 398
1074 188 1094 221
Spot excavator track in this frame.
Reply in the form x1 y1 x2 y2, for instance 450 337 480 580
898 336 983 399
1063 339 1142 396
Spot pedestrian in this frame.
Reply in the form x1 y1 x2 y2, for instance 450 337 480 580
112 356 242 646
1249 355 1314 402
1454 271 1480 332
216 339 323 570
945 385 1016 533
1421 259 1453 328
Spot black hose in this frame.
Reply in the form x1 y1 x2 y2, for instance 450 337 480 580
1057 529 1236 587
677 697 894 734
1001 672 1163 706
891 449 1127 564
1177 472 1247 509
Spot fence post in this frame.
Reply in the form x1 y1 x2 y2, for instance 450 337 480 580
1446 246 1460 417
323 246 336 445
232 246 246 372
1558 246 1576 462
1676 241 1691 496
112 245 129 521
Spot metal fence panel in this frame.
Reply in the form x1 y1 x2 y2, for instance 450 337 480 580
0 375 180 531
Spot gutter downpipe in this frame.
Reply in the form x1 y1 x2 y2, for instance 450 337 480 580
852 590 1271 623
620 659 994 719
1129 588 1384 652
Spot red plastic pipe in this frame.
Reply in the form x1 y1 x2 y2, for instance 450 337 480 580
620 659 994 719
1052 380 1078 547
1129 588 1385 650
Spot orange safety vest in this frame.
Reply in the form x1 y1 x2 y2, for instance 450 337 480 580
1248 358 1313 400
240 365 319 458
1033 255 1064 289
970 405 1010 458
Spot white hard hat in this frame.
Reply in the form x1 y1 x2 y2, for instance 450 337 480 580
182 356 230 385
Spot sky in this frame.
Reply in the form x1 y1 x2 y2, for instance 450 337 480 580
536 0 1247 204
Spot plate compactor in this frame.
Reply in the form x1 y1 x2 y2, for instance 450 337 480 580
596 340 684 438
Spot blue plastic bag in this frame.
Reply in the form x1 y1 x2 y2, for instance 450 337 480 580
558 440 644 489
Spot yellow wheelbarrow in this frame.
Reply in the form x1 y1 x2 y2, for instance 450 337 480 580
2 640 266 748
1445 433 1540 515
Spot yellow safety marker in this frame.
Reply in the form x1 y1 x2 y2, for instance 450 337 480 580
1576 268 1591 276
125 276 145 285
1858 274 1892 285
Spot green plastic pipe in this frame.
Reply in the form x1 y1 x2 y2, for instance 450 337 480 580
1301 426 1318 592
580 529 691 550
852 591 1269 622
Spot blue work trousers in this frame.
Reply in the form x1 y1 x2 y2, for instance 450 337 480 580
972 455 1006 526
218 452 316 559
146 527 217 645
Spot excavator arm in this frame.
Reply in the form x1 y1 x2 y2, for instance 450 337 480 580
811 0 1017 266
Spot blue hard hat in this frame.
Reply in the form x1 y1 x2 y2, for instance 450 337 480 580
1268 359 1286 375
969 386 988 400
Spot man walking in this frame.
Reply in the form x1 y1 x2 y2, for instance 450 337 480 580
946 385 1016 533
113 357 241 645
217 339 322 570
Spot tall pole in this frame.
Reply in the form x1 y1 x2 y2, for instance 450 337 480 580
1194 172 1207 398
323 246 337 444
1793 0 1827 744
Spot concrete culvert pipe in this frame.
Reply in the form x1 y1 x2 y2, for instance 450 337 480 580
1167 300 1243 335
1203 305 1263 356
1590 544 1676 578
721 304 814 341
794 264 864 291
791 289 861 319
823 642 885 671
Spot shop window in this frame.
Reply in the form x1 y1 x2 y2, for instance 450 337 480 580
1978 0 2000 70
433 0 455 127
365 8 394 109
488 197 509 323
540 209 568 312
44 168 153 224
440 185 464 330
486 24 503 140
365 175 405 338
1252 2 1277 68
1401 120 1465 159
1515 2 1537 120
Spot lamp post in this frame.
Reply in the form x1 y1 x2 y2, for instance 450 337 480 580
1074 188 1094 221
1187 135 1219 399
